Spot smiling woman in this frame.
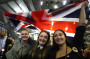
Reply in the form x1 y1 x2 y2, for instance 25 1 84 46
47 1 89 59
28 31 51 59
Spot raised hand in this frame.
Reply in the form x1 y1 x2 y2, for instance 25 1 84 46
79 1 89 26
81 1 89 8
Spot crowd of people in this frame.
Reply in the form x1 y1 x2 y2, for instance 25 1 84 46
0 1 90 59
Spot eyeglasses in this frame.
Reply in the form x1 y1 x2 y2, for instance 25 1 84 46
21 33 28 35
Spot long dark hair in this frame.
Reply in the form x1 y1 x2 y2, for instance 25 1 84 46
37 31 50 46
28 31 50 59
52 29 71 50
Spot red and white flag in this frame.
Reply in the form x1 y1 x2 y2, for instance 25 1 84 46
4 0 89 37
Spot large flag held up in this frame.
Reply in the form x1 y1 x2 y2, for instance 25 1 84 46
4 0 89 37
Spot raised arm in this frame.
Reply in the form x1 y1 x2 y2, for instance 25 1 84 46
73 1 89 47
79 1 89 26
3 15 19 40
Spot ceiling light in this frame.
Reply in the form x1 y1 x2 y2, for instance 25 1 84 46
40 1 44 6
63 0 67 5
54 5 58 9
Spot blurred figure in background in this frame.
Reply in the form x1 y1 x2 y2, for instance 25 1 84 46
0 29 7 56
2 35 14 59
83 44 90 59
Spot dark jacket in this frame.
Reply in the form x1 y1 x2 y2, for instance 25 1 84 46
28 44 51 59
2 39 13 59
47 26 86 59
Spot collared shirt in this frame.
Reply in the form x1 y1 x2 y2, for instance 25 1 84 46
38 45 43 49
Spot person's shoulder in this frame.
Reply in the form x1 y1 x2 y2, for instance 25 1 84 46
6 39 12 43
13 38 21 44
30 38 36 43
76 26 86 31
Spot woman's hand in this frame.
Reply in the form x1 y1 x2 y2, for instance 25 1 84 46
81 1 89 8
79 1 89 26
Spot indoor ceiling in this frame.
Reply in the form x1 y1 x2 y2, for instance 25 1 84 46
0 0 90 43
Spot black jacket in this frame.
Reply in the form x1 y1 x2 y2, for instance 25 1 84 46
28 44 51 59
47 26 86 59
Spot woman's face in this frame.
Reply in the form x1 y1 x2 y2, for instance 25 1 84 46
54 30 66 45
38 32 48 46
